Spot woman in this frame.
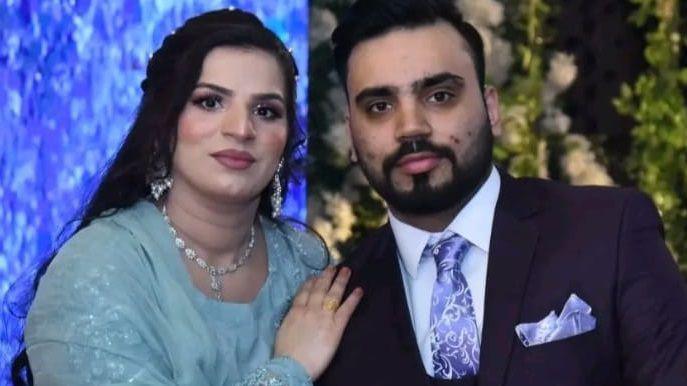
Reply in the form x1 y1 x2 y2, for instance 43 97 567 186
17 8 362 385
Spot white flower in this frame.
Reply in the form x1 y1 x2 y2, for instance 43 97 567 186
486 36 513 86
325 193 356 243
312 192 357 261
455 1 511 85
309 7 337 47
565 134 591 150
540 107 571 135
323 120 351 160
545 52 578 97
575 167 614 186
456 0 504 27
538 140 550 179
499 105 528 147
499 128 522 149
561 135 613 186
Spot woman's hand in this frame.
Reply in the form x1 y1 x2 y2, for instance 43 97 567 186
274 266 363 380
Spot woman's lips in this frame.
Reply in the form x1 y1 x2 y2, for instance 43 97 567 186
396 152 441 175
211 149 255 170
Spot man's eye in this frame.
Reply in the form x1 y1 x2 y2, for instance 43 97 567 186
368 101 391 113
427 91 454 104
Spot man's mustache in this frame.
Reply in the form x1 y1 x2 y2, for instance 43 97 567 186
382 139 456 176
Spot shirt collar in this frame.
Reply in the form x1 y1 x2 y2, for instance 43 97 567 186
389 165 501 278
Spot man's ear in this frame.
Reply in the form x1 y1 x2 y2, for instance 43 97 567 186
483 86 502 137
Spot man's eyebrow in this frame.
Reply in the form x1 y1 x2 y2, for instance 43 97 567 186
354 86 398 105
411 72 465 92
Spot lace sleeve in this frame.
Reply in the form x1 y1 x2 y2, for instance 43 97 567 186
234 357 312 386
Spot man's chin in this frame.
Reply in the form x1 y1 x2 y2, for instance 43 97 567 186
381 186 460 215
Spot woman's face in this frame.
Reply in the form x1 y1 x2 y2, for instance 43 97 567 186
172 46 288 204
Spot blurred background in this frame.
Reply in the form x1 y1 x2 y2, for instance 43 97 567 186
0 0 686 381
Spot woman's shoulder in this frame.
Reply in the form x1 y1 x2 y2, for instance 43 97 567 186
263 217 330 273
39 201 163 294
55 204 149 265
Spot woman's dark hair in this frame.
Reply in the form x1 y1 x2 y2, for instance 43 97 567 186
5 8 302 384
331 0 485 90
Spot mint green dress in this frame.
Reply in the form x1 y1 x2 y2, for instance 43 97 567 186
25 200 328 385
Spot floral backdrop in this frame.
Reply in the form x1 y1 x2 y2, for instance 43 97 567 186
307 0 686 276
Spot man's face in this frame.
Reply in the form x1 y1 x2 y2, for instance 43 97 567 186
346 21 500 215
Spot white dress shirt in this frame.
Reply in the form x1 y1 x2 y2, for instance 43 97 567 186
388 165 501 376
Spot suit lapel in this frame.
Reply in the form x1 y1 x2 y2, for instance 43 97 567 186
381 226 430 374
478 172 541 386
364 225 432 384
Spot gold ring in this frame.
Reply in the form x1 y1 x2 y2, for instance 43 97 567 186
322 297 339 312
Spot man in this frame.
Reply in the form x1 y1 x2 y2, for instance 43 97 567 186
316 0 687 385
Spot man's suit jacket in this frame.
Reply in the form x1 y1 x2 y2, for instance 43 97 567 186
317 172 687 386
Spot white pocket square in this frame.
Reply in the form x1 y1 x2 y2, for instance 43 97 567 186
515 293 596 347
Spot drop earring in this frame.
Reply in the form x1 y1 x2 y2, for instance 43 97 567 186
271 159 284 218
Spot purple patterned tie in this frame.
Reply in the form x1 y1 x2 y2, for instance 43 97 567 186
428 233 480 379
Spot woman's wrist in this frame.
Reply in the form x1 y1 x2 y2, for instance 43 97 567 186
271 355 313 383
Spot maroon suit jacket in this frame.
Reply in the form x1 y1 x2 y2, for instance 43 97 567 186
317 172 687 386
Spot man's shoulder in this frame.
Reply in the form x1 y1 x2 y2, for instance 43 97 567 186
342 223 395 270
508 175 648 215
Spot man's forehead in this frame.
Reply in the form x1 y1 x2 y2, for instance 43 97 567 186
346 22 475 91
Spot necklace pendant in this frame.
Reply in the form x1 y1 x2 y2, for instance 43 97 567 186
161 206 256 303
210 274 222 293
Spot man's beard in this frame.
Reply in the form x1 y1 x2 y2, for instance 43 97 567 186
357 119 494 215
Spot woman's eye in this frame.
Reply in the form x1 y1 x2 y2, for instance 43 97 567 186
368 101 391 114
192 95 223 111
254 105 282 120
427 91 454 104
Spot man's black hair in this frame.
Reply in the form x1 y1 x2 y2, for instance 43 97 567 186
332 0 486 91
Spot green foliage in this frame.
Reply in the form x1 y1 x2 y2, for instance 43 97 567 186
495 0 554 178
614 0 687 265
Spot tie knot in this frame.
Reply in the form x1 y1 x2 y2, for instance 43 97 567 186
428 234 471 274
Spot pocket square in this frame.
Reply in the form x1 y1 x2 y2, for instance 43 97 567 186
515 293 596 347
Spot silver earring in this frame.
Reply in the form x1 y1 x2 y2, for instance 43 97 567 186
150 175 173 201
271 159 284 218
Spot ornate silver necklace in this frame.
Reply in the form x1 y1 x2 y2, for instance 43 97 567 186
162 205 256 301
